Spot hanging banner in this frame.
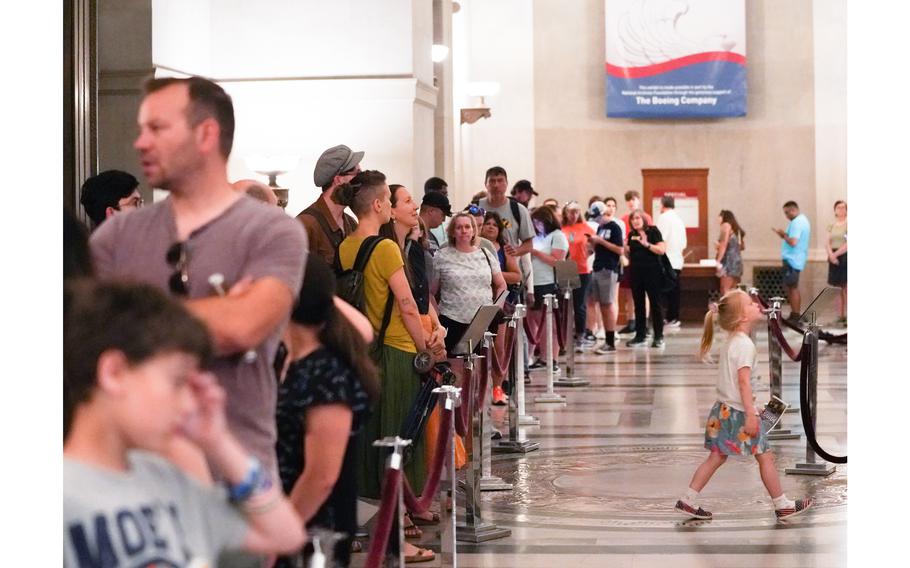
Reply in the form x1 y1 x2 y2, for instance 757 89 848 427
605 0 746 118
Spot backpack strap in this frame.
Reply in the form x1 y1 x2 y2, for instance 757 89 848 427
349 236 397 352
509 197 522 232
302 206 346 251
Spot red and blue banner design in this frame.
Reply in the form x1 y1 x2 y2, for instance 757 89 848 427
605 0 747 119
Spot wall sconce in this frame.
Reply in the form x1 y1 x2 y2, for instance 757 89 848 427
246 154 299 210
460 81 500 125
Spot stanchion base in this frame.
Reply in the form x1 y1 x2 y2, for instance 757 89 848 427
554 377 590 387
768 431 802 441
534 393 567 403
456 522 511 543
519 415 541 426
784 406 801 414
492 440 540 454
785 463 836 476
480 475 514 491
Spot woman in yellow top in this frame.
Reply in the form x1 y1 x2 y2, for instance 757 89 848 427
333 171 431 496
826 200 848 325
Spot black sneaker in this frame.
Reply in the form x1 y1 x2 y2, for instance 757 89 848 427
626 336 648 348
528 359 546 370
675 500 712 520
775 497 814 521
595 343 616 354
583 330 597 342
618 321 636 335
651 338 665 348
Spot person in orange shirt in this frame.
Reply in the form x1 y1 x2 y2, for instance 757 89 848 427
561 201 595 351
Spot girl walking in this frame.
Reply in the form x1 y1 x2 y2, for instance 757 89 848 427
675 290 813 521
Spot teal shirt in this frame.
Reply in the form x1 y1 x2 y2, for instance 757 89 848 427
782 213 811 270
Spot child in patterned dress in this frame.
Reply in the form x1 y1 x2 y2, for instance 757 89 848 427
674 290 813 521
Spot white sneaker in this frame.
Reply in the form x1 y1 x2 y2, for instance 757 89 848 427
595 343 616 354
665 320 681 329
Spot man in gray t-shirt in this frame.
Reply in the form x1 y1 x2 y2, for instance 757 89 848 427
90 77 306 481
476 166 536 299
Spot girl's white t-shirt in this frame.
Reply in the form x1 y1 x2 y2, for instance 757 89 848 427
716 331 759 412
531 230 569 287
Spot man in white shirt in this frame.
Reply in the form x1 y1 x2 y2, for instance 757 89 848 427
656 195 687 327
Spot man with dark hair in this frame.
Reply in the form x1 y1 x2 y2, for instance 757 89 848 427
296 144 363 266
424 176 448 197
656 195 687 327
511 179 538 208
91 76 307 490
774 200 811 320
477 166 535 292
63 281 305 566
79 170 143 228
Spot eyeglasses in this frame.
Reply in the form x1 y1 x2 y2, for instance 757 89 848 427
115 195 144 210
166 242 189 296
466 205 486 217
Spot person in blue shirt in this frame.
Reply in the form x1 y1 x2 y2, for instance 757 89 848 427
773 201 811 320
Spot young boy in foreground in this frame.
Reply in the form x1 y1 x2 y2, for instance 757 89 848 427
64 281 305 567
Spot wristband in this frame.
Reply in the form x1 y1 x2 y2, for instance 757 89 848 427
227 457 269 503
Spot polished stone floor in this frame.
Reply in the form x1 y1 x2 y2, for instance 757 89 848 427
356 322 847 567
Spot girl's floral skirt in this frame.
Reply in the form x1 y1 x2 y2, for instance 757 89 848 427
704 401 770 456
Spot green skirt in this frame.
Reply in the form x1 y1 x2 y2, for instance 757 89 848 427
358 344 427 499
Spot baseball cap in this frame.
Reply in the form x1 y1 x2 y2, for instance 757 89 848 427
421 192 452 216
588 200 607 219
313 144 364 188
511 179 539 196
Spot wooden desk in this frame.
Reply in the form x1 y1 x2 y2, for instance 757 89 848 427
680 264 719 322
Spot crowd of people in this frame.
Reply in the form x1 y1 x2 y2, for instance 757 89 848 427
64 75 846 567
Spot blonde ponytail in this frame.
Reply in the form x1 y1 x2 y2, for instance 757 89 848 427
699 308 716 362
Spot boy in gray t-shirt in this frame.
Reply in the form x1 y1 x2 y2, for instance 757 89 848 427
64 282 305 566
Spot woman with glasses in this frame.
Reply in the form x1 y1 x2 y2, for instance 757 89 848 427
464 203 497 257
527 206 569 371
480 211 523 405
625 210 667 348
561 201 595 352
431 212 507 359
333 170 437 564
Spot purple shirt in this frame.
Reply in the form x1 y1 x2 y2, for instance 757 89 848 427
90 195 307 478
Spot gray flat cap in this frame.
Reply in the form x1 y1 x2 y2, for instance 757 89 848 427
313 144 365 188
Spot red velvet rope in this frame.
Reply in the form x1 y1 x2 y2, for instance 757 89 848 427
401 405 454 514
768 316 803 361
364 466 402 568
523 314 548 349
490 323 518 378
553 299 569 350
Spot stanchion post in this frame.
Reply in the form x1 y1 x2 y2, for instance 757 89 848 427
513 304 540 426
786 315 836 476
535 294 566 404
493 307 540 454
306 527 345 568
432 385 462 568
479 331 513 491
372 436 412 567
456 342 511 543
554 284 589 387
764 296 801 441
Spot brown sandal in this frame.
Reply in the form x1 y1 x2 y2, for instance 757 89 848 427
410 511 440 526
403 515 423 540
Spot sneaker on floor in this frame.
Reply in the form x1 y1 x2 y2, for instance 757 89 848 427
583 330 597 342
575 342 585 354
524 374 531 385
665 319 681 329
528 359 546 370
675 500 712 520
491 428 502 440
595 343 616 354
651 338 665 349
618 321 636 335
492 386 508 406
775 497 814 521
626 336 648 348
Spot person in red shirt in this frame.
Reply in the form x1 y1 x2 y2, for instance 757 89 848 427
618 191 652 335
562 201 595 351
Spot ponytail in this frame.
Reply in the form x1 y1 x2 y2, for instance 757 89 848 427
699 309 716 362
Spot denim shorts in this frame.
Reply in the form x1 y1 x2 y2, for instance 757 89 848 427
782 261 801 287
